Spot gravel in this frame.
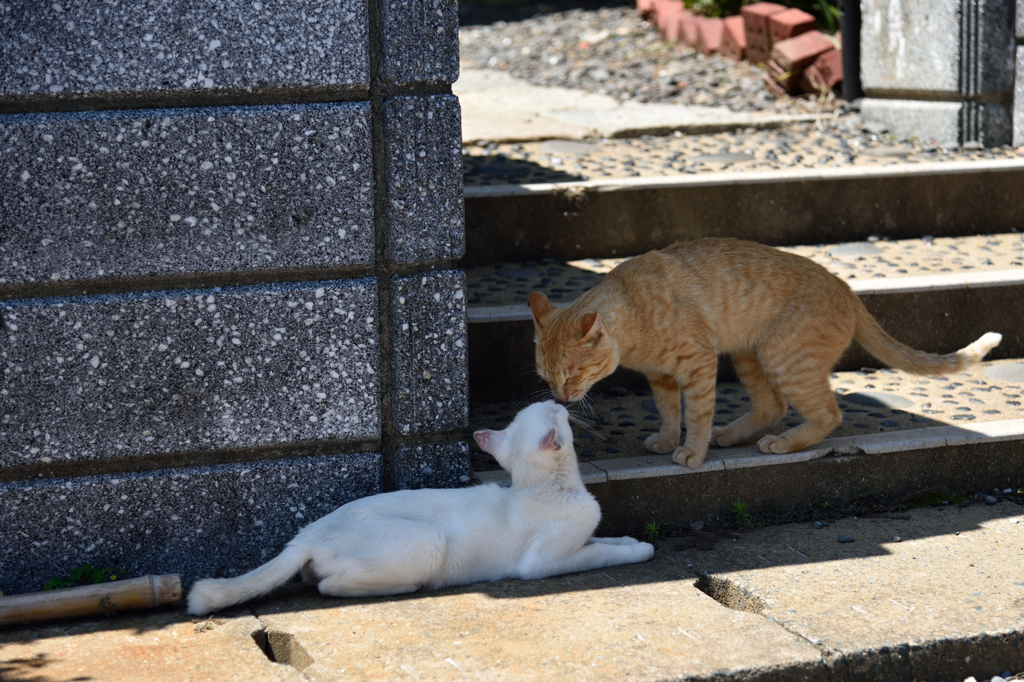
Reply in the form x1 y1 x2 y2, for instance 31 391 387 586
462 120 1024 186
459 6 838 115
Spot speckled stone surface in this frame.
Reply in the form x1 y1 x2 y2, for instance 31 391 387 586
464 233 1024 307
0 452 381 596
1 104 373 287
394 440 471 490
381 0 459 85
391 270 468 434
468 359 1024 471
461 123 1024 187
384 95 464 263
0 0 369 109
0 280 380 469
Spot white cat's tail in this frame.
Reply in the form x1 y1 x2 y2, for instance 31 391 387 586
853 300 1001 375
187 544 308 616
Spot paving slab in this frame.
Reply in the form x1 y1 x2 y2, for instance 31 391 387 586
676 503 1024 681
3 506 1019 681
454 68 817 144
0 608 300 682
250 551 823 681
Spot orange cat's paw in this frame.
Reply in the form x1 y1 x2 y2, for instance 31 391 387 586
757 435 793 454
672 447 705 469
644 434 678 454
710 427 738 448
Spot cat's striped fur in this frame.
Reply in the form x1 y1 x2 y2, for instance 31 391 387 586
529 238 1001 468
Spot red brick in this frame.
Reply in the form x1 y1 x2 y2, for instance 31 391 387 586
798 64 826 94
741 2 785 63
637 0 657 19
814 47 844 88
768 8 816 44
741 2 786 37
765 58 797 94
654 0 684 34
665 9 688 43
720 15 747 60
763 71 789 98
695 16 724 55
769 30 834 73
679 12 701 46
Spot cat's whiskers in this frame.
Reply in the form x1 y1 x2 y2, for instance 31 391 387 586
567 409 607 442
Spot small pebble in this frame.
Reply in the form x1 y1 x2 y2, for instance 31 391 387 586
813 521 823 529
985 495 998 505
838 535 855 543
892 536 901 542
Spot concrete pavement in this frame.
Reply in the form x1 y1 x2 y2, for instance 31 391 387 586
2 501 1021 681
454 68 819 143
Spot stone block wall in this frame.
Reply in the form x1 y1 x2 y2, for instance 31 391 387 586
0 0 466 595
1015 0 1024 145
860 0 1015 147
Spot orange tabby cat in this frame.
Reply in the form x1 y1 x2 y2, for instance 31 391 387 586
529 238 1001 469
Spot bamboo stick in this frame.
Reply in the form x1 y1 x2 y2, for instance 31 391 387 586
0 574 181 626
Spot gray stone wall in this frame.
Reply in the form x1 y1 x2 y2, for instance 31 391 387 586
1015 0 1024 145
860 0 1015 147
0 0 467 595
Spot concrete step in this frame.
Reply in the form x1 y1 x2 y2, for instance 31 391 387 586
462 158 1024 266
465 232 1024 402
468 358 1024 534
7 502 1020 681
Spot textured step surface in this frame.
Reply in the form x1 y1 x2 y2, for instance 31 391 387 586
465 234 1024 401
466 232 1024 310
468 359 1024 472
463 123 1024 187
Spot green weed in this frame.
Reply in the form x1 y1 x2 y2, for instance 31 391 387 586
642 521 662 541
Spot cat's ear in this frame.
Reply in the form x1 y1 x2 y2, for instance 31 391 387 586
474 429 504 456
540 428 562 451
580 312 605 343
529 292 554 328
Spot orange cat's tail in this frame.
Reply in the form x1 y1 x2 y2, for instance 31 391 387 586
852 302 1001 375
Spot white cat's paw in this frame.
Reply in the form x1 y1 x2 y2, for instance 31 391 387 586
757 435 792 454
635 542 655 562
671 446 706 469
619 536 641 544
644 433 678 454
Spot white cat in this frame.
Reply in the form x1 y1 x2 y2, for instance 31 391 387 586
187 400 654 615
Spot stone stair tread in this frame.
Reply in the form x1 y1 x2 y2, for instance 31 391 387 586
465 232 1024 313
463 124 1024 187
467 358 1024 475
